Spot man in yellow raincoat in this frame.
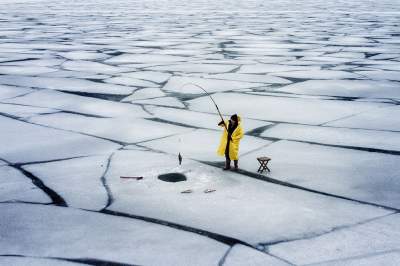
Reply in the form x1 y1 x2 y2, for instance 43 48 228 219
217 114 244 170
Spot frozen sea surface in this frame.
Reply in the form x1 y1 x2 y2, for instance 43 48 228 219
1 0 400 265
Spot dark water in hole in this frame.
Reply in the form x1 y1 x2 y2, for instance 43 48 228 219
158 173 187 182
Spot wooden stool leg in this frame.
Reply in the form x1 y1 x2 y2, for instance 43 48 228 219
258 161 265 173
257 158 271 174
266 162 271 172
262 162 268 172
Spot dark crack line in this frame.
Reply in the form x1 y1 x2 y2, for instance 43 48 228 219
145 117 200 129
134 129 196 145
239 141 277 157
264 250 296 266
146 116 274 137
1 101 110 119
321 124 400 134
258 135 400 156
100 152 115 210
162 106 400 133
0 254 138 266
4 161 67 207
131 102 187 110
121 144 151 151
218 246 233 266
260 212 397 248
1 103 185 149
59 110 110 118
270 89 400 104
200 161 400 213
303 249 400 266
0 112 126 146
218 244 295 266
0 200 52 205
0 90 39 101
0 111 20 120
60 90 130 102
0 100 58 110
54 257 139 266
240 87 398 104
15 155 90 167
99 209 254 248
319 104 393 126
133 103 154 116
245 124 278 137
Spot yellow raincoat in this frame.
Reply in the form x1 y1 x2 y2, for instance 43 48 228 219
217 116 244 160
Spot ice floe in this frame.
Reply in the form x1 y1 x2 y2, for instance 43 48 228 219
146 106 271 132
326 105 400 131
238 64 321 74
131 96 186 108
277 79 400 99
0 166 50 203
356 70 400 81
58 51 110 61
106 149 390 244
105 54 188 64
0 75 133 95
146 63 238 73
29 112 192 144
269 214 400 265
104 76 159 87
260 123 400 152
141 128 268 161
39 70 111 80
203 73 292 84
163 76 264 94
187 92 387 125
120 71 172 83
240 140 400 208
0 257 84 266
0 116 120 163
0 204 228 266
0 84 33 100
4 89 150 119
24 155 110 210
122 88 166 101
0 103 57 118
271 70 362 80
223 245 290 266
62 60 126 74
0 65 57 75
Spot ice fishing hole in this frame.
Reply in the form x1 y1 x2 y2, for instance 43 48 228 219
158 173 187 182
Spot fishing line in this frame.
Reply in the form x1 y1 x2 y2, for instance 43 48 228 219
176 82 228 165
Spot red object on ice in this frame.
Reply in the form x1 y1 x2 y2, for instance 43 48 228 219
120 176 143 180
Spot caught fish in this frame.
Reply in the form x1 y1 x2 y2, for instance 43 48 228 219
178 152 182 165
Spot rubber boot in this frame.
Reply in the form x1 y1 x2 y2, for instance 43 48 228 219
233 160 239 171
223 158 231 170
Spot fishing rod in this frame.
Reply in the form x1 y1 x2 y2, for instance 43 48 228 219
179 83 229 133
176 83 231 166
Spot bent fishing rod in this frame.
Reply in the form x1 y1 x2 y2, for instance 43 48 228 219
179 83 229 133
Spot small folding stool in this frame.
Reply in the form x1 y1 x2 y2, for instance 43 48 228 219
257 157 271 173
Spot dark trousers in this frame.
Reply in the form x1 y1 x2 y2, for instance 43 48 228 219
225 139 238 168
